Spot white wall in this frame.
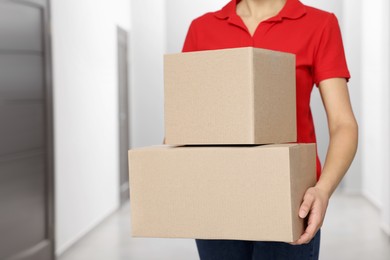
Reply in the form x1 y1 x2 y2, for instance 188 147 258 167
130 0 166 148
114 0 131 30
51 0 130 255
361 0 388 209
165 0 228 54
340 0 363 194
377 0 390 235
301 0 343 19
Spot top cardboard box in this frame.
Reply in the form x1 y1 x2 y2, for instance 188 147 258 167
164 47 296 145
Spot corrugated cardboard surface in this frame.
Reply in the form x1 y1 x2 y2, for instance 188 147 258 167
164 47 296 145
289 144 317 239
129 144 316 242
253 48 296 144
164 48 253 144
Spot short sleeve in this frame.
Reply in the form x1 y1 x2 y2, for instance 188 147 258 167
182 21 198 52
313 14 350 87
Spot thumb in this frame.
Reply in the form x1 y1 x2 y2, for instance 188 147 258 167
299 192 315 218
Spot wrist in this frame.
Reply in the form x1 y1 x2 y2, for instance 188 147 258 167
314 182 332 199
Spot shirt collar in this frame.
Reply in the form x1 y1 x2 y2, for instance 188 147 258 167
214 0 307 21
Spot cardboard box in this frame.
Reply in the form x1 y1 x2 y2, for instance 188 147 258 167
164 47 296 145
129 143 316 242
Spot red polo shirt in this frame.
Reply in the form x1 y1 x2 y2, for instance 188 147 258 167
182 0 350 180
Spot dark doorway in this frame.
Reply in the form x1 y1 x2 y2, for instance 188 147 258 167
117 27 130 205
0 0 55 259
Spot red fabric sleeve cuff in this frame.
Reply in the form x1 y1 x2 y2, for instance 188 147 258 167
314 70 351 87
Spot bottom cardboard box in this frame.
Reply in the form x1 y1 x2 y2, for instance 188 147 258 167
128 143 316 242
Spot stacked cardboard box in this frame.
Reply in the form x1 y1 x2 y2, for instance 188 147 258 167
164 47 296 145
129 47 316 242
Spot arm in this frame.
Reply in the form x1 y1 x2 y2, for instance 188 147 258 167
316 78 358 197
292 78 358 245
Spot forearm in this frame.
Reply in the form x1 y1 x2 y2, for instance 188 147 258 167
315 122 358 198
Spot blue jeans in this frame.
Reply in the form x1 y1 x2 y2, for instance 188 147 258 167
196 230 321 260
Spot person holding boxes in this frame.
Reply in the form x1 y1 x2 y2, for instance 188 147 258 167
177 0 358 259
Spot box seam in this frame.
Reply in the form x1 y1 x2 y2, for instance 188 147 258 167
250 48 255 142
288 146 295 242
163 55 168 143
292 55 297 142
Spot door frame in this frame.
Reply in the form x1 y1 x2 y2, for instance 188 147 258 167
2 0 56 259
117 26 130 206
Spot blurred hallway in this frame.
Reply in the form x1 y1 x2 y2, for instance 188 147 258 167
1 0 390 259
59 194 390 260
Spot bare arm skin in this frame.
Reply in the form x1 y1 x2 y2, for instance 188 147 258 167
292 78 359 245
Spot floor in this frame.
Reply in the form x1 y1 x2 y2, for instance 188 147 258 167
59 194 390 260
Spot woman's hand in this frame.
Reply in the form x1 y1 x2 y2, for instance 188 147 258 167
290 186 330 245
